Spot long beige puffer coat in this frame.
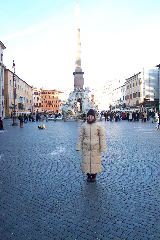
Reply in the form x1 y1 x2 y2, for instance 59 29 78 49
76 122 107 174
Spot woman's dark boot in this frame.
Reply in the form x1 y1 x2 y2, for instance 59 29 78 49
87 173 91 182
90 174 97 182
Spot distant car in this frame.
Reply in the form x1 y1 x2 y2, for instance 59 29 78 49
48 116 63 121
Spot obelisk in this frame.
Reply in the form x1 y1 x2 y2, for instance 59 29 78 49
73 3 84 90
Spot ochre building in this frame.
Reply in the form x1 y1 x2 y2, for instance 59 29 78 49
41 89 63 113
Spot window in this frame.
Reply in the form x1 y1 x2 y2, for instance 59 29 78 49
133 92 137 98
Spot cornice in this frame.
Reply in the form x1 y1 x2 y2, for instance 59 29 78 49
0 41 6 49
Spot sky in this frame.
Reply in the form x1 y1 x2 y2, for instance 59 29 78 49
1 0 160 91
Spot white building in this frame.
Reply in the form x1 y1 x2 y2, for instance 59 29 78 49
124 68 159 109
0 41 6 118
143 68 159 102
111 85 125 110
125 72 142 107
32 88 42 113
155 64 160 110
106 79 124 110
92 81 115 111
107 67 159 110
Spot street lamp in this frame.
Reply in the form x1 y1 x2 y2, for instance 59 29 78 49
12 60 17 126
155 64 160 112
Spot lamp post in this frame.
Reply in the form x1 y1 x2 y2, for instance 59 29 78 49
12 60 17 126
156 64 160 112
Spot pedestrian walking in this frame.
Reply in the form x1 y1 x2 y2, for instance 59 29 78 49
0 117 4 130
45 113 48 122
104 111 107 121
18 114 24 128
143 111 147 122
155 112 160 130
157 112 160 130
151 111 155 123
76 109 107 182
129 112 132 122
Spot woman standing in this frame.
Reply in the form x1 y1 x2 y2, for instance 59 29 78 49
76 109 107 182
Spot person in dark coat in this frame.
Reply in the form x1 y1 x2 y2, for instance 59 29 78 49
104 111 107 121
0 117 4 130
18 115 24 128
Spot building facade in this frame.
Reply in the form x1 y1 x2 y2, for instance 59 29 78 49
124 69 159 109
143 68 159 108
33 88 42 113
0 41 6 118
155 64 160 110
41 89 62 113
125 72 142 107
111 85 125 110
92 85 111 111
4 69 33 117
109 68 159 110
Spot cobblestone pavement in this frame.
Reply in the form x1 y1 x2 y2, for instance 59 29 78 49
0 119 160 240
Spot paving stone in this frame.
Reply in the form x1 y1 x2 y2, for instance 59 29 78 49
0 119 160 240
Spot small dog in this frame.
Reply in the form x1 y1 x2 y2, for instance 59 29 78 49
38 124 46 129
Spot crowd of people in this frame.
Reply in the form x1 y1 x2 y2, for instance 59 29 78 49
0 109 160 130
17 112 63 128
98 110 160 128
